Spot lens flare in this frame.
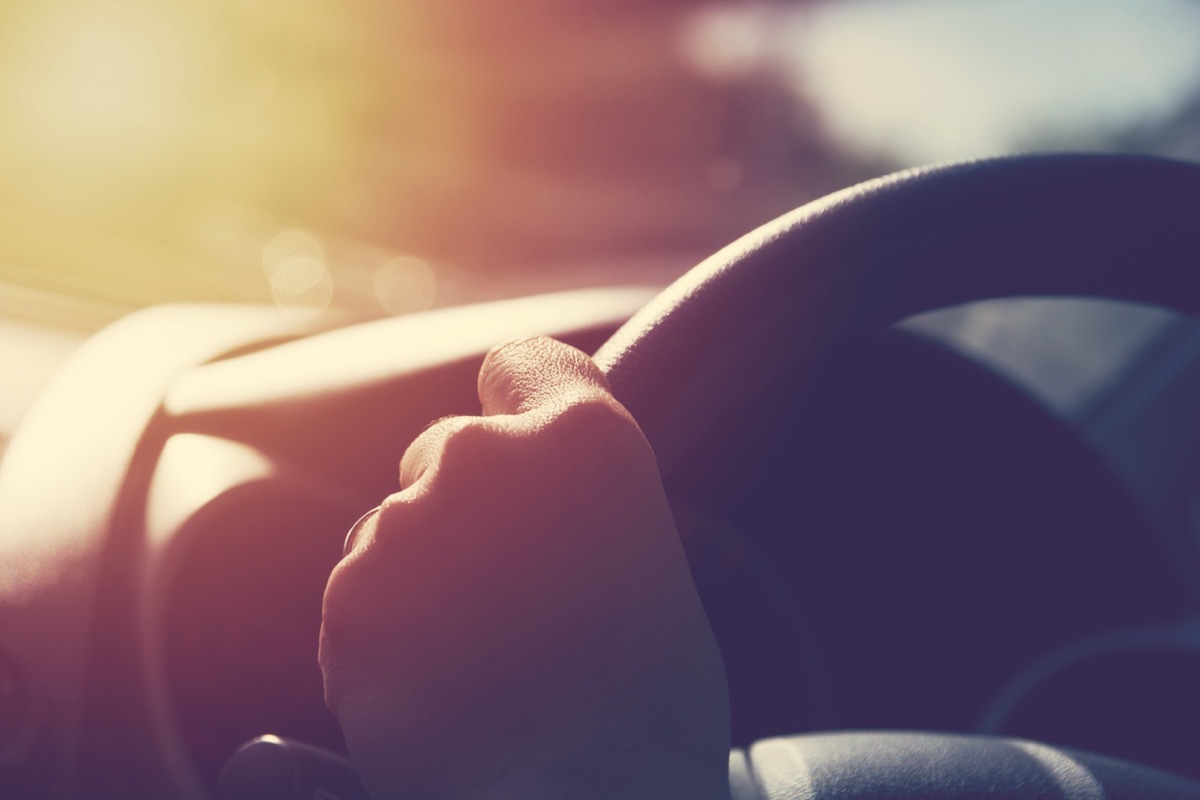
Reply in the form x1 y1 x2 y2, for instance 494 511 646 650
262 230 332 316
374 256 437 315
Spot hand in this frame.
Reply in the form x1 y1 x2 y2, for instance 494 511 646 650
319 336 730 800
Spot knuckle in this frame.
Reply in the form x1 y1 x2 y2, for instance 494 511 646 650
482 334 548 372
433 419 512 475
550 393 641 443
405 417 534 500
402 416 504 489
539 394 657 474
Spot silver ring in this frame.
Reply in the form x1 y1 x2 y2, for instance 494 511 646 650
343 506 382 556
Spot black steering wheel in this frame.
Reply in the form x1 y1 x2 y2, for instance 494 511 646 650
2 153 1200 799
590 152 1200 798
599 153 1200 470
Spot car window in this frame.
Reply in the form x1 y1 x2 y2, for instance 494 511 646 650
1 0 1198 441
3 0 1197 318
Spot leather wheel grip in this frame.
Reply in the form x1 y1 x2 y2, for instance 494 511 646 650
595 154 1200 473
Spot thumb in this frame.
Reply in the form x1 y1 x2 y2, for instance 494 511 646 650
477 336 614 417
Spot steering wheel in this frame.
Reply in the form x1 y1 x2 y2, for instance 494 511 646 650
591 152 1200 799
599 153 1200 470
3 153 1200 799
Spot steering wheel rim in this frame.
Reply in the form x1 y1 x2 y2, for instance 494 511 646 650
594 153 1200 474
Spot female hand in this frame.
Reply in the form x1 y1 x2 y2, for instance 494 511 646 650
319 336 730 800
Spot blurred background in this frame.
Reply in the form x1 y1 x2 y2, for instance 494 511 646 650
2 0 1200 437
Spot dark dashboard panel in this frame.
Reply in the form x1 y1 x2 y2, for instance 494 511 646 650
666 330 1198 778
162 477 355 788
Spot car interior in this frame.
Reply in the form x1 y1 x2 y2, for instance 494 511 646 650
2 3 1200 800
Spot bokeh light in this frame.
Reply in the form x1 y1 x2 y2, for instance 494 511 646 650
262 230 332 316
374 256 437 315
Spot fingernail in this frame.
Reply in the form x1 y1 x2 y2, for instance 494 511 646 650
343 506 381 556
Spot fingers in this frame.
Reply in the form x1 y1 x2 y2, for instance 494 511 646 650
397 414 480 493
477 335 613 417
323 338 729 800
398 337 620 492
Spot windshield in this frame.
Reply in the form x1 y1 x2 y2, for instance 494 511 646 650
2 0 1198 329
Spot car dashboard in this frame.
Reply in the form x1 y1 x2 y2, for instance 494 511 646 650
4 278 1200 799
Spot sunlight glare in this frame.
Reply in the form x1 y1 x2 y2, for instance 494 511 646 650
7 2 205 165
